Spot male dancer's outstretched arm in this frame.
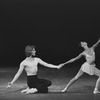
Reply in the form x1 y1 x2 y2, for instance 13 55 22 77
38 58 62 69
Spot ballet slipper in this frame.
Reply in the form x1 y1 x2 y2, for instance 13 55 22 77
25 88 37 94
62 88 67 92
21 88 29 93
93 90 100 94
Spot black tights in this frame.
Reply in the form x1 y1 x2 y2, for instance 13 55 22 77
27 75 52 93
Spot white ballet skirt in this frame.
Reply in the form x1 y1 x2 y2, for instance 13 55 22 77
81 62 95 75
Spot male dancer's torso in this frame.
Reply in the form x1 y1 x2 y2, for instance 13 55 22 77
20 57 39 76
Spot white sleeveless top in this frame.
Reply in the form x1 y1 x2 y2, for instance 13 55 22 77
20 58 39 76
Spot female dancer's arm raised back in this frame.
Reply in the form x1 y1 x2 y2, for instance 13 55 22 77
91 38 100 50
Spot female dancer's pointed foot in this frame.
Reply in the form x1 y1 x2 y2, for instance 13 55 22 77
93 90 100 94
25 88 37 94
61 88 67 93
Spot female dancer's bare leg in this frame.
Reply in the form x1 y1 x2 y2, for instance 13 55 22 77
62 69 84 92
93 67 100 94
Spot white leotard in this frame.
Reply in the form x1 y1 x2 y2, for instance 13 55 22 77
84 48 95 64
81 48 96 75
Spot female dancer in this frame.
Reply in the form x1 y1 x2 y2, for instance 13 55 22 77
61 38 100 94
7 45 62 94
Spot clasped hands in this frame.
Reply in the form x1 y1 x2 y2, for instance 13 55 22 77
57 59 73 69
57 62 68 69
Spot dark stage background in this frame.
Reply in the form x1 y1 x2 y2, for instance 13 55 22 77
0 0 100 67
0 1 100 99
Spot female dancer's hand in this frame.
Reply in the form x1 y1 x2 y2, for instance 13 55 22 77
58 64 64 69
98 38 100 42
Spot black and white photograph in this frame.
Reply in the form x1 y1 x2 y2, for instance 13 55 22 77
0 0 100 100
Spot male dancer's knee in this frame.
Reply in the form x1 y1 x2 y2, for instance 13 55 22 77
46 80 52 86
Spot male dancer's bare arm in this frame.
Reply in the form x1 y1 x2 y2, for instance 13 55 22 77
7 64 24 88
38 58 62 69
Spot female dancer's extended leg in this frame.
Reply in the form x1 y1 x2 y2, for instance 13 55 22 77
62 69 84 92
93 67 100 94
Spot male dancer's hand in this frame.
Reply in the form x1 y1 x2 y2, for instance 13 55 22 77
6 82 13 88
58 64 64 69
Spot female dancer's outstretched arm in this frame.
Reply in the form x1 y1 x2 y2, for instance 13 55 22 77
92 38 100 50
61 52 84 66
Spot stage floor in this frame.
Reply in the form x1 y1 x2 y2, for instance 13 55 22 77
0 66 100 100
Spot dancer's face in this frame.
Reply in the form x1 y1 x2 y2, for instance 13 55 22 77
81 42 88 49
32 48 36 56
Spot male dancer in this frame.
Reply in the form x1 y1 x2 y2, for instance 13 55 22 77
7 45 62 94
